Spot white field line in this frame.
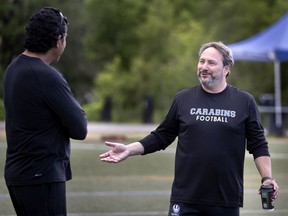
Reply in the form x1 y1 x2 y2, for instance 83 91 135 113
1 189 287 200
68 209 288 216
1 190 288 216
68 209 288 215
2 209 288 216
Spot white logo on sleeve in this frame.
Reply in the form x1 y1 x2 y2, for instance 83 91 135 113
171 204 180 216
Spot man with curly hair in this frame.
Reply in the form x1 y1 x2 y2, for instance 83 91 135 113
3 7 87 215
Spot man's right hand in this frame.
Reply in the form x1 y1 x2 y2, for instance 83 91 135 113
99 141 130 163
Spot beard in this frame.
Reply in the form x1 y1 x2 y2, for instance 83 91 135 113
198 70 224 89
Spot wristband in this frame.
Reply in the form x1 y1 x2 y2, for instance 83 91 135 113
261 177 274 184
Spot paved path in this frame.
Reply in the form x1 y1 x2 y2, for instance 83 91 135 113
0 122 157 137
87 122 157 135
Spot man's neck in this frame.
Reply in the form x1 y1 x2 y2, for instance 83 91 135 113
202 82 227 94
22 50 54 65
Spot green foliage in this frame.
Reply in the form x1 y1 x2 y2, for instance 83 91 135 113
83 101 102 121
50 0 94 104
229 62 275 102
84 0 288 122
1 0 288 122
84 0 146 69
0 0 93 104
195 0 288 104
85 0 210 122
0 99 5 120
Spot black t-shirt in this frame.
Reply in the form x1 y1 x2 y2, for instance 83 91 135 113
140 85 269 207
4 54 87 185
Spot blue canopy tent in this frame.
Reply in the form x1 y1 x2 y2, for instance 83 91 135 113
228 12 288 129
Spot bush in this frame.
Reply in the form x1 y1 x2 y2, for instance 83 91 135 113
0 100 5 120
83 102 102 121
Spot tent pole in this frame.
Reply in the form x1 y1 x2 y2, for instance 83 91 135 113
274 61 282 127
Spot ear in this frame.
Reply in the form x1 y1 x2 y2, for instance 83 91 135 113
56 36 63 47
224 65 230 76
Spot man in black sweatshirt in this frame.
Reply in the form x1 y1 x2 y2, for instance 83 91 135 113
3 7 87 216
99 41 279 216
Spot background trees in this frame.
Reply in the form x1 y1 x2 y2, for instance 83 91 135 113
1 0 288 123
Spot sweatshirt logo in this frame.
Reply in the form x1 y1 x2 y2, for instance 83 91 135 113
170 204 180 216
190 108 236 123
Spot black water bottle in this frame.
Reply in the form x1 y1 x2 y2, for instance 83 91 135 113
260 184 275 211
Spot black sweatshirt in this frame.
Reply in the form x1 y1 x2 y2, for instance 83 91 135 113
4 54 87 185
140 85 269 207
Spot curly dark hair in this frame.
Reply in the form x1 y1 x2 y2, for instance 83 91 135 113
23 7 68 53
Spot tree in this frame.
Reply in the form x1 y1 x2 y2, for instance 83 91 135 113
2 0 288 122
199 0 288 104
0 0 25 98
84 0 207 121
0 0 94 104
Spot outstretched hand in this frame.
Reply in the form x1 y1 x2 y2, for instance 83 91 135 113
99 141 130 163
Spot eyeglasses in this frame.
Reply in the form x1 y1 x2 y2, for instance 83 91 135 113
58 11 67 37
59 12 64 29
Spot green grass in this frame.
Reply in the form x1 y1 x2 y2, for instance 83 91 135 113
0 136 288 216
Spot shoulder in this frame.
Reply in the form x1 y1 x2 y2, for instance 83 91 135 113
15 55 63 80
227 85 254 100
31 62 66 84
227 85 258 110
169 86 203 108
176 86 201 97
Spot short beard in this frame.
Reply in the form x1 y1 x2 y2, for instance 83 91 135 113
198 72 223 89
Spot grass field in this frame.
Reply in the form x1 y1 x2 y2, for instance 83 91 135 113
0 130 287 216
